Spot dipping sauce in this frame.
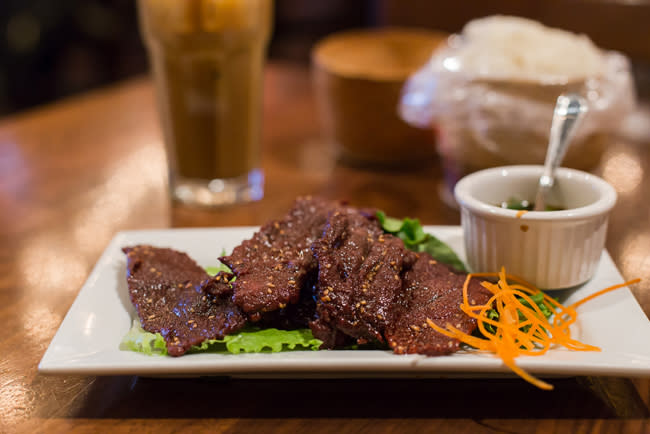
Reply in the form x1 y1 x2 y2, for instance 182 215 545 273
499 197 564 211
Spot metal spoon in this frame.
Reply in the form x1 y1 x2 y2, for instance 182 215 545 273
533 93 588 211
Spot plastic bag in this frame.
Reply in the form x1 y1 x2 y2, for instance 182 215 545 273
399 18 636 185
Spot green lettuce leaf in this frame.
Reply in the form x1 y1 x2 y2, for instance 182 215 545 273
120 321 322 356
205 264 230 276
191 327 322 354
416 235 467 272
120 320 168 356
376 211 467 272
205 250 232 276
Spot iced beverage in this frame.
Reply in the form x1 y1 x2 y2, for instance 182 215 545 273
137 0 273 206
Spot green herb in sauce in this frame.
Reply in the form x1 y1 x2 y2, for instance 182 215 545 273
499 197 564 211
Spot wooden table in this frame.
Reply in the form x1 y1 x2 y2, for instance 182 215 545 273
1 62 649 433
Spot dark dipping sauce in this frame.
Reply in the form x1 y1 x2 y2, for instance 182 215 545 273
499 197 565 211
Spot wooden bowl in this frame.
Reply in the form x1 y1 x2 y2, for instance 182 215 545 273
312 27 447 166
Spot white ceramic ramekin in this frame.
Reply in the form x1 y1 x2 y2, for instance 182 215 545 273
454 165 617 289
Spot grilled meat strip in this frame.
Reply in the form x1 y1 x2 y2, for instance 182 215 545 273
220 197 354 320
310 210 416 346
252 272 318 331
123 245 246 356
385 253 492 355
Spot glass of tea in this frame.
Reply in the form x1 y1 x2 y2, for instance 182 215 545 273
137 0 273 206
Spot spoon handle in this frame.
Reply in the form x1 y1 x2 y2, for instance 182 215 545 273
534 93 588 210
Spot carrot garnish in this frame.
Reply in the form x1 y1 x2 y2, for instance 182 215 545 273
567 279 640 310
426 269 640 390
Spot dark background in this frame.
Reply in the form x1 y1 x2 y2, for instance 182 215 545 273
0 0 648 116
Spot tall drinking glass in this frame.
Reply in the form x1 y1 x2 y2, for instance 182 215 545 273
137 0 273 206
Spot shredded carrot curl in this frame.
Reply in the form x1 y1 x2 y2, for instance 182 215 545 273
426 269 641 391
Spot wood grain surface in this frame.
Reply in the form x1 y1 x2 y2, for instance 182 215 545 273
1 62 649 434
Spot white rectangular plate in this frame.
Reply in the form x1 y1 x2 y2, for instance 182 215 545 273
39 226 650 378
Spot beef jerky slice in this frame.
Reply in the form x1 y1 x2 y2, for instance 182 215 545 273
253 273 318 331
220 197 344 319
123 245 246 356
311 210 415 346
384 254 492 355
